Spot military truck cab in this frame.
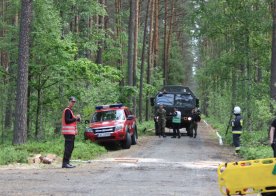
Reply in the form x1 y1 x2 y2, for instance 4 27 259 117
150 85 199 136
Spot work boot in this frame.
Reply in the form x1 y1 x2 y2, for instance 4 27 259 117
171 136 176 138
178 135 181 139
193 134 197 138
163 134 166 138
68 163 76 167
62 163 76 168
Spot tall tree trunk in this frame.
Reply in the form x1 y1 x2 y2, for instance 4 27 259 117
13 0 32 145
115 0 124 86
165 0 174 85
70 6 75 32
163 0 168 85
139 0 150 122
271 0 276 100
133 0 139 116
153 0 159 68
128 0 135 86
96 0 105 65
146 0 155 121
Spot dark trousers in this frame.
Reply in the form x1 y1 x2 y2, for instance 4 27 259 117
271 143 276 158
233 134 241 153
63 135 75 165
190 122 198 137
172 123 180 137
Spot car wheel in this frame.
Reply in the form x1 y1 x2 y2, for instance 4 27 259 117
131 126 138 145
122 132 131 149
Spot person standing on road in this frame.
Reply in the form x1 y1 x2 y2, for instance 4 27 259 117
269 118 276 157
231 106 243 155
155 104 167 138
61 96 81 168
190 108 201 138
171 108 181 138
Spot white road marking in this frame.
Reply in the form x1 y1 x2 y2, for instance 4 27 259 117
203 120 223 145
216 131 224 145
203 120 209 126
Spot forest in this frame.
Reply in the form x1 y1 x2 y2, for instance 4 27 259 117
0 0 276 161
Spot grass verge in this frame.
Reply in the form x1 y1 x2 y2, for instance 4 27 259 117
0 120 155 165
205 116 273 160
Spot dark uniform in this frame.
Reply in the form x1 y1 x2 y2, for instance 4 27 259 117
156 106 166 137
232 114 243 154
190 109 201 138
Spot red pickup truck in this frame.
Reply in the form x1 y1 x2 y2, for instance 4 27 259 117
84 103 138 149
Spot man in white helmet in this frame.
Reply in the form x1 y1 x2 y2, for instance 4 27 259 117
231 106 243 155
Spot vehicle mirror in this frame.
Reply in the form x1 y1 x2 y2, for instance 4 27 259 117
150 97 155 106
84 120 90 124
127 115 134 120
196 98 199 107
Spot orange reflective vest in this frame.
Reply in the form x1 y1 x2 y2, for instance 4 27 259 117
61 108 77 135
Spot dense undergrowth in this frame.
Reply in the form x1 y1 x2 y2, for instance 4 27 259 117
205 116 273 160
0 120 155 165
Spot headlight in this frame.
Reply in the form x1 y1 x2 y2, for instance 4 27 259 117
188 117 192 121
115 124 124 131
86 127 93 132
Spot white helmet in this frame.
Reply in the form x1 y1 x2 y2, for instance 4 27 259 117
233 106 241 114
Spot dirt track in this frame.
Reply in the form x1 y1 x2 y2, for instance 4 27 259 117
0 121 241 196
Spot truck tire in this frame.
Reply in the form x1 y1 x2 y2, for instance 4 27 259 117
122 132 131 149
131 126 138 145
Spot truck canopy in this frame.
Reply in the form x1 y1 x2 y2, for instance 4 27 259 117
154 85 198 109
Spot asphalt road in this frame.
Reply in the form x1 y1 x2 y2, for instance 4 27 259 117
0 122 240 196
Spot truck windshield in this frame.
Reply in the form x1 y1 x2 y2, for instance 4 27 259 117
92 110 125 122
175 94 194 107
156 93 174 106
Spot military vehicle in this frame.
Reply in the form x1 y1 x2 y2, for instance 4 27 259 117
150 85 199 136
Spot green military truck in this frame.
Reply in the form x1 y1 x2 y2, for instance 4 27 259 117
150 85 199 136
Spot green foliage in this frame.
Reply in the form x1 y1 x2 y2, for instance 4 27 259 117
72 140 107 160
137 120 155 136
0 146 28 165
0 138 106 165
239 127 273 159
206 116 273 160
119 85 138 106
190 0 275 135
168 36 193 85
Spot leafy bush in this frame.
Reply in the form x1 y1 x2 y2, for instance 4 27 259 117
0 146 28 165
137 120 155 136
240 146 272 160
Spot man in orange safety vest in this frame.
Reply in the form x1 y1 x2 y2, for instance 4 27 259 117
61 96 81 168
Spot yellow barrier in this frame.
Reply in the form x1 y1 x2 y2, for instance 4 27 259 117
218 158 276 195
